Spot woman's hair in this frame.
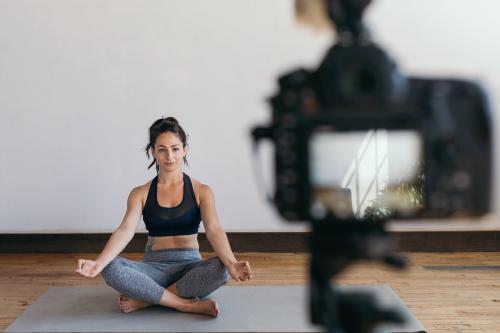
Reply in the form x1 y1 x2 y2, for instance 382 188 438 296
144 117 188 173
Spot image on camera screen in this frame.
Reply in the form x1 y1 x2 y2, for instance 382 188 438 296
310 130 423 219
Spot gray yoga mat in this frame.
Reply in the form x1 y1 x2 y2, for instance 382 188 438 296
5 285 425 333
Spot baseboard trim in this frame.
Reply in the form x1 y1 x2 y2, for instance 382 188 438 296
2 231 500 253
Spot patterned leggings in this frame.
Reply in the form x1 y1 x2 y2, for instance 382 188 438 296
100 245 230 305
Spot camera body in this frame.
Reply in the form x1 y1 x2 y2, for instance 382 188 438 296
254 41 492 222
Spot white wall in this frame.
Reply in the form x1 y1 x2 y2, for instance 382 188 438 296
0 0 498 233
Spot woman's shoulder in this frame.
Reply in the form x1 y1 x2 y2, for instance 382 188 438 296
137 178 154 192
188 176 213 203
128 179 154 203
189 176 210 192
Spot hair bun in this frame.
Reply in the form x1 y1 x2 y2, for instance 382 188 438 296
164 117 179 125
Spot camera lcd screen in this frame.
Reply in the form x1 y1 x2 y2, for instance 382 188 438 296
310 130 423 219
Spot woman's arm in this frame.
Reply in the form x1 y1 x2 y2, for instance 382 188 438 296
200 185 252 281
76 187 143 277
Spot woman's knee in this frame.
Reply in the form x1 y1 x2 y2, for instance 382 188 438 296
175 257 230 298
208 257 230 283
100 257 124 281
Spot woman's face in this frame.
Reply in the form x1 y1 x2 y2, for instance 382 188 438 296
153 132 186 172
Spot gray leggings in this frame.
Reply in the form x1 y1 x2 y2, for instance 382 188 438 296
100 245 230 305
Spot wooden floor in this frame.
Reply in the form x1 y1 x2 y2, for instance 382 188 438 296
1 252 499 333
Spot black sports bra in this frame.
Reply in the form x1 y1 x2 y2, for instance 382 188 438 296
142 173 201 237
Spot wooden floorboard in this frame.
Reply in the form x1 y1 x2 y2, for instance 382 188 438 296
1 252 500 333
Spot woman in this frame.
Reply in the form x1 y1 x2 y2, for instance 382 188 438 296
75 117 252 317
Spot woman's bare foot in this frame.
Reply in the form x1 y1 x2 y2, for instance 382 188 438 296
182 298 220 317
117 295 152 313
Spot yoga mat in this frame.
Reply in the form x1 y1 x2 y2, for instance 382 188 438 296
4 285 425 333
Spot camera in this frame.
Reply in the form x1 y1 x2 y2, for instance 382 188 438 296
252 2 492 223
251 1 493 332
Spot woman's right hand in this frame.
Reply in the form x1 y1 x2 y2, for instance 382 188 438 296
75 259 101 277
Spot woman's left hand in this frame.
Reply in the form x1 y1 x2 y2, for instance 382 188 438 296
228 261 252 281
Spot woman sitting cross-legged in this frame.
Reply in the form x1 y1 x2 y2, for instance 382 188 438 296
75 116 252 317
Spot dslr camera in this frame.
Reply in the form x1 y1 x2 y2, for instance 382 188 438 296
253 3 492 223
252 0 493 332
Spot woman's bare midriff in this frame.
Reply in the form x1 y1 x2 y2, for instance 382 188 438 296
149 234 199 251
